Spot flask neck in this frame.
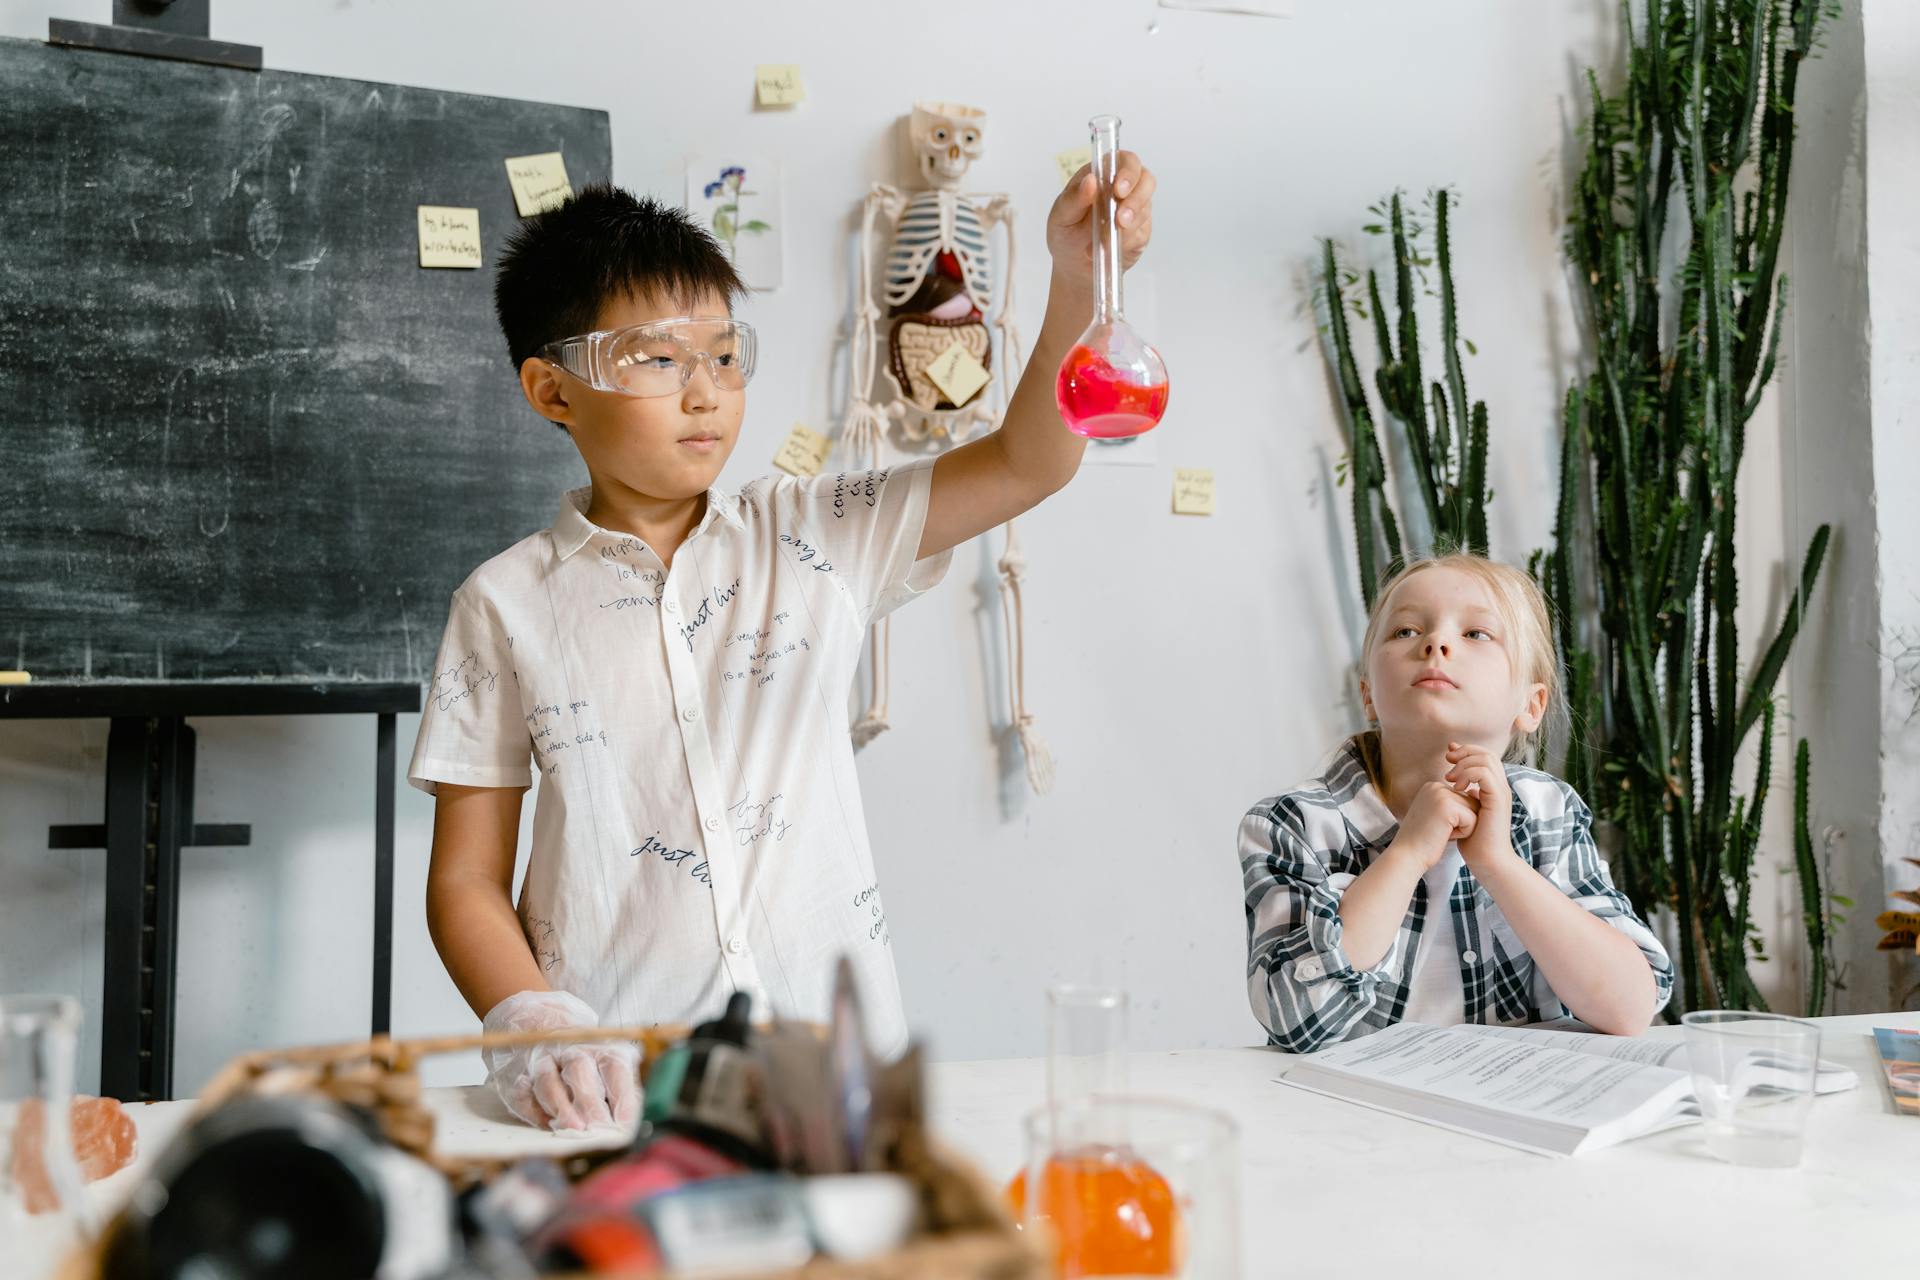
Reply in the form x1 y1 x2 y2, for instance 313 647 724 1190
1088 115 1124 324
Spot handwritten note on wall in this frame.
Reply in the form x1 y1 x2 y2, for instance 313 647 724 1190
505 152 573 216
755 65 805 107
773 423 832 477
417 206 482 269
1055 146 1092 187
1172 467 1216 516
925 341 991 406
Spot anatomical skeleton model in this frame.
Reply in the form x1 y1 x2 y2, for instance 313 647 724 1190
841 101 1053 794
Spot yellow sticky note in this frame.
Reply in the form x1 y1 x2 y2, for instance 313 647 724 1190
773 423 833 477
925 341 991 407
1172 468 1216 516
755 64 806 107
505 152 573 217
1055 146 1092 187
417 206 482 269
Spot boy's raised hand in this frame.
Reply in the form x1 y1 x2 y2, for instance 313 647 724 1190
1047 152 1156 289
1446 742 1513 869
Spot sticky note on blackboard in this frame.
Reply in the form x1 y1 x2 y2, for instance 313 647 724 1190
773 423 832 477
1056 146 1092 187
1172 468 1215 516
505 152 573 216
418 206 482 269
755 64 805 107
925 341 991 407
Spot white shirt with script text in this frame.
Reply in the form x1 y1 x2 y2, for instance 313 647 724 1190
408 462 949 1053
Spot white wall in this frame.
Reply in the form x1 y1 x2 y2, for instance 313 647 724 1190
1782 0 1882 1015
1863 0 1920 1009
3 0 1887 1098
1778 0 1920 1015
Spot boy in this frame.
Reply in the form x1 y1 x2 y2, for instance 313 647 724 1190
409 158 1156 1131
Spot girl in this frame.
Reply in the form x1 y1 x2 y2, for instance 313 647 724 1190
1239 554 1673 1052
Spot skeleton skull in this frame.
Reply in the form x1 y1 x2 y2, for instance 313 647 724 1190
910 101 985 189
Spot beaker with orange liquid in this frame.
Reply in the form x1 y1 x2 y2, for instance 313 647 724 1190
1006 988 1238 1277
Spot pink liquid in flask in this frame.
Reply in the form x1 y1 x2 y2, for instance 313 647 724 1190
1057 342 1171 439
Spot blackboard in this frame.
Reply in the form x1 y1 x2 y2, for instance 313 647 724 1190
0 37 608 683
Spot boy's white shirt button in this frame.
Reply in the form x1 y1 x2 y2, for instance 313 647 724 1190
682 707 699 722
705 816 721 831
727 937 745 955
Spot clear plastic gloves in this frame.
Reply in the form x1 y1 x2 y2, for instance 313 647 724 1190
480 990 640 1133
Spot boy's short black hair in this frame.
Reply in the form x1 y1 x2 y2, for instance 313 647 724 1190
493 183 747 370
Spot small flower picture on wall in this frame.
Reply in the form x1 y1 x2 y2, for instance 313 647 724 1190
686 156 784 290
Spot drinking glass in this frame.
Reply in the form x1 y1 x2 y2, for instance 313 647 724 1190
2 995 94 1278
1681 1009 1821 1168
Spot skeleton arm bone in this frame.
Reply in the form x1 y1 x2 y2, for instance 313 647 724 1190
978 193 1024 397
841 183 901 465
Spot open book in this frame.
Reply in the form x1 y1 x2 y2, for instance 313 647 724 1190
1275 1022 1857 1157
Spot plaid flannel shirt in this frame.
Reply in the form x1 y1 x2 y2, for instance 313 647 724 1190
1240 740 1674 1053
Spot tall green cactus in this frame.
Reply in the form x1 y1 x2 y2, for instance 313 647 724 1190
1318 3 1840 1018
1546 0 1836 1015
1321 189 1491 610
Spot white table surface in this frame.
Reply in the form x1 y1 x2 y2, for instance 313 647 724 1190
930 1012 1916 1276
71 1012 1920 1277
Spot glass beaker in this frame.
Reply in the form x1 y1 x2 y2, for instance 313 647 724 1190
1045 984 1129 1108
1020 1097 1240 1279
1056 114 1169 439
1681 1010 1822 1168
1010 986 1128 1201
2 994 93 1277
1010 985 1173 1274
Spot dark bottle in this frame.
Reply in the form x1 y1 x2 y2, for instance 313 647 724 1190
100 1094 454 1280
642 991 767 1165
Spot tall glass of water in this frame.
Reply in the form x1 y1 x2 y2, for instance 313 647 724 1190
1681 1010 1821 1168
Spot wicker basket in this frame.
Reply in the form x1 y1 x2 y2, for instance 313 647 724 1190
67 1024 1046 1280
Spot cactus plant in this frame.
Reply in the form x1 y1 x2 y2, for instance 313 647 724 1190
1319 2 1842 1018
1545 0 1837 1015
1321 189 1490 611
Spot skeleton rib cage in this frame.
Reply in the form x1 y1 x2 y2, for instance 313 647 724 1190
884 190 993 313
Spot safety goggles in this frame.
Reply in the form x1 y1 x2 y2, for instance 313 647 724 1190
541 317 757 398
